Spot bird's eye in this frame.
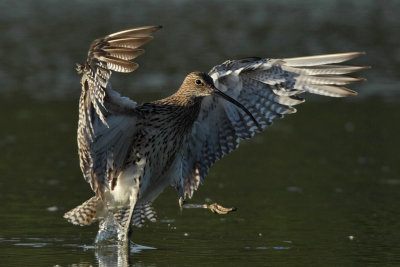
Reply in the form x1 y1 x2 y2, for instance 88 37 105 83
195 79 202 85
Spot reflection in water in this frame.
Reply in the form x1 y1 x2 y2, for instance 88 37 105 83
95 242 156 267
86 212 158 266
95 244 130 267
0 237 155 267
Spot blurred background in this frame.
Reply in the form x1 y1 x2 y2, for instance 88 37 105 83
0 0 399 266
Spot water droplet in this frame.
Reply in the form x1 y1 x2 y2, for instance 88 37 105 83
47 206 58 212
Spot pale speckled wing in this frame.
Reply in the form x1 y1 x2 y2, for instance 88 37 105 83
180 52 368 199
78 26 162 197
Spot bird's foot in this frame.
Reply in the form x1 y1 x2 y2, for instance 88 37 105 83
179 198 236 214
207 203 237 215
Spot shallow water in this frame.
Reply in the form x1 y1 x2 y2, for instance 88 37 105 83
1 0 400 266
1 98 400 266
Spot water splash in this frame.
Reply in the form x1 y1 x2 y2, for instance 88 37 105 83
95 212 127 244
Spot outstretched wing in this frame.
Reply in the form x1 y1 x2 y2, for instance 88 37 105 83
179 52 368 198
77 26 162 198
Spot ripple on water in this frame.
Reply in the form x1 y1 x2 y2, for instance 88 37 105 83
2 236 156 254
14 243 48 248
244 241 293 251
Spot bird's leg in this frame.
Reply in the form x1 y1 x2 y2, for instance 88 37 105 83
123 195 136 242
122 177 140 243
179 197 237 215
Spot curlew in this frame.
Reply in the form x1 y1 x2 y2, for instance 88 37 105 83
64 25 368 242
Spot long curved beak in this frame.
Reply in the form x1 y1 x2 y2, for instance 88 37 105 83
213 88 261 131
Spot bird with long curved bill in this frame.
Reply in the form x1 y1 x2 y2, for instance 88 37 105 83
64 25 369 243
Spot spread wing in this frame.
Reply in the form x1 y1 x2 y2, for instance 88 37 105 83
77 26 162 198
179 52 369 199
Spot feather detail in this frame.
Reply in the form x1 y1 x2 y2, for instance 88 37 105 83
107 37 154 49
98 56 139 73
102 48 145 60
283 64 370 75
294 75 365 86
64 196 103 226
107 25 162 38
114 203 157 228
283 52 365 66
299 84 357 97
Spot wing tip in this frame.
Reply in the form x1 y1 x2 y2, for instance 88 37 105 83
107 25 163 38
345 51 366 60
351 77 367 83
283 51 368 67
351 51 366 56
346 88 358 96
336 87 358 97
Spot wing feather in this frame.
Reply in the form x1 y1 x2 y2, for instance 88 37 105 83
102 48 145 60
77 26 161 197
283 52 365 66
107 37 154 49
180 52 368 199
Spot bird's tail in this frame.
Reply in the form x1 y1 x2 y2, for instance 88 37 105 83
64 196 104 226
113 203 157 228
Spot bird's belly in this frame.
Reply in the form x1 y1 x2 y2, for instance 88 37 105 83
106 158 146 209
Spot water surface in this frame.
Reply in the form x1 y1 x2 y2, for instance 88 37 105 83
1 98 399 266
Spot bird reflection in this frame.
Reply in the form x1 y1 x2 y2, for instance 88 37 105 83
95 244 130 267
94 241 156 267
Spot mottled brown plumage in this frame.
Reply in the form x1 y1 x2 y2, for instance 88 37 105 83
64 26 368 243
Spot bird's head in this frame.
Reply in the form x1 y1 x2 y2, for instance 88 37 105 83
181 72 217 97
181 72 261 130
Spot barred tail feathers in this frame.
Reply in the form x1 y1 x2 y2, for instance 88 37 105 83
113 203 157 228
64 196 103 226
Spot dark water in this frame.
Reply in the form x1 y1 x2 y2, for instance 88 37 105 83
1 0 400 266
1 98 400 266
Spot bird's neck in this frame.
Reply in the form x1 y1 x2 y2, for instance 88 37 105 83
151 92 203 130
155 90 202 107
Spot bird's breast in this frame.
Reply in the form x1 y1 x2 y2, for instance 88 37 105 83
134 125 190 199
